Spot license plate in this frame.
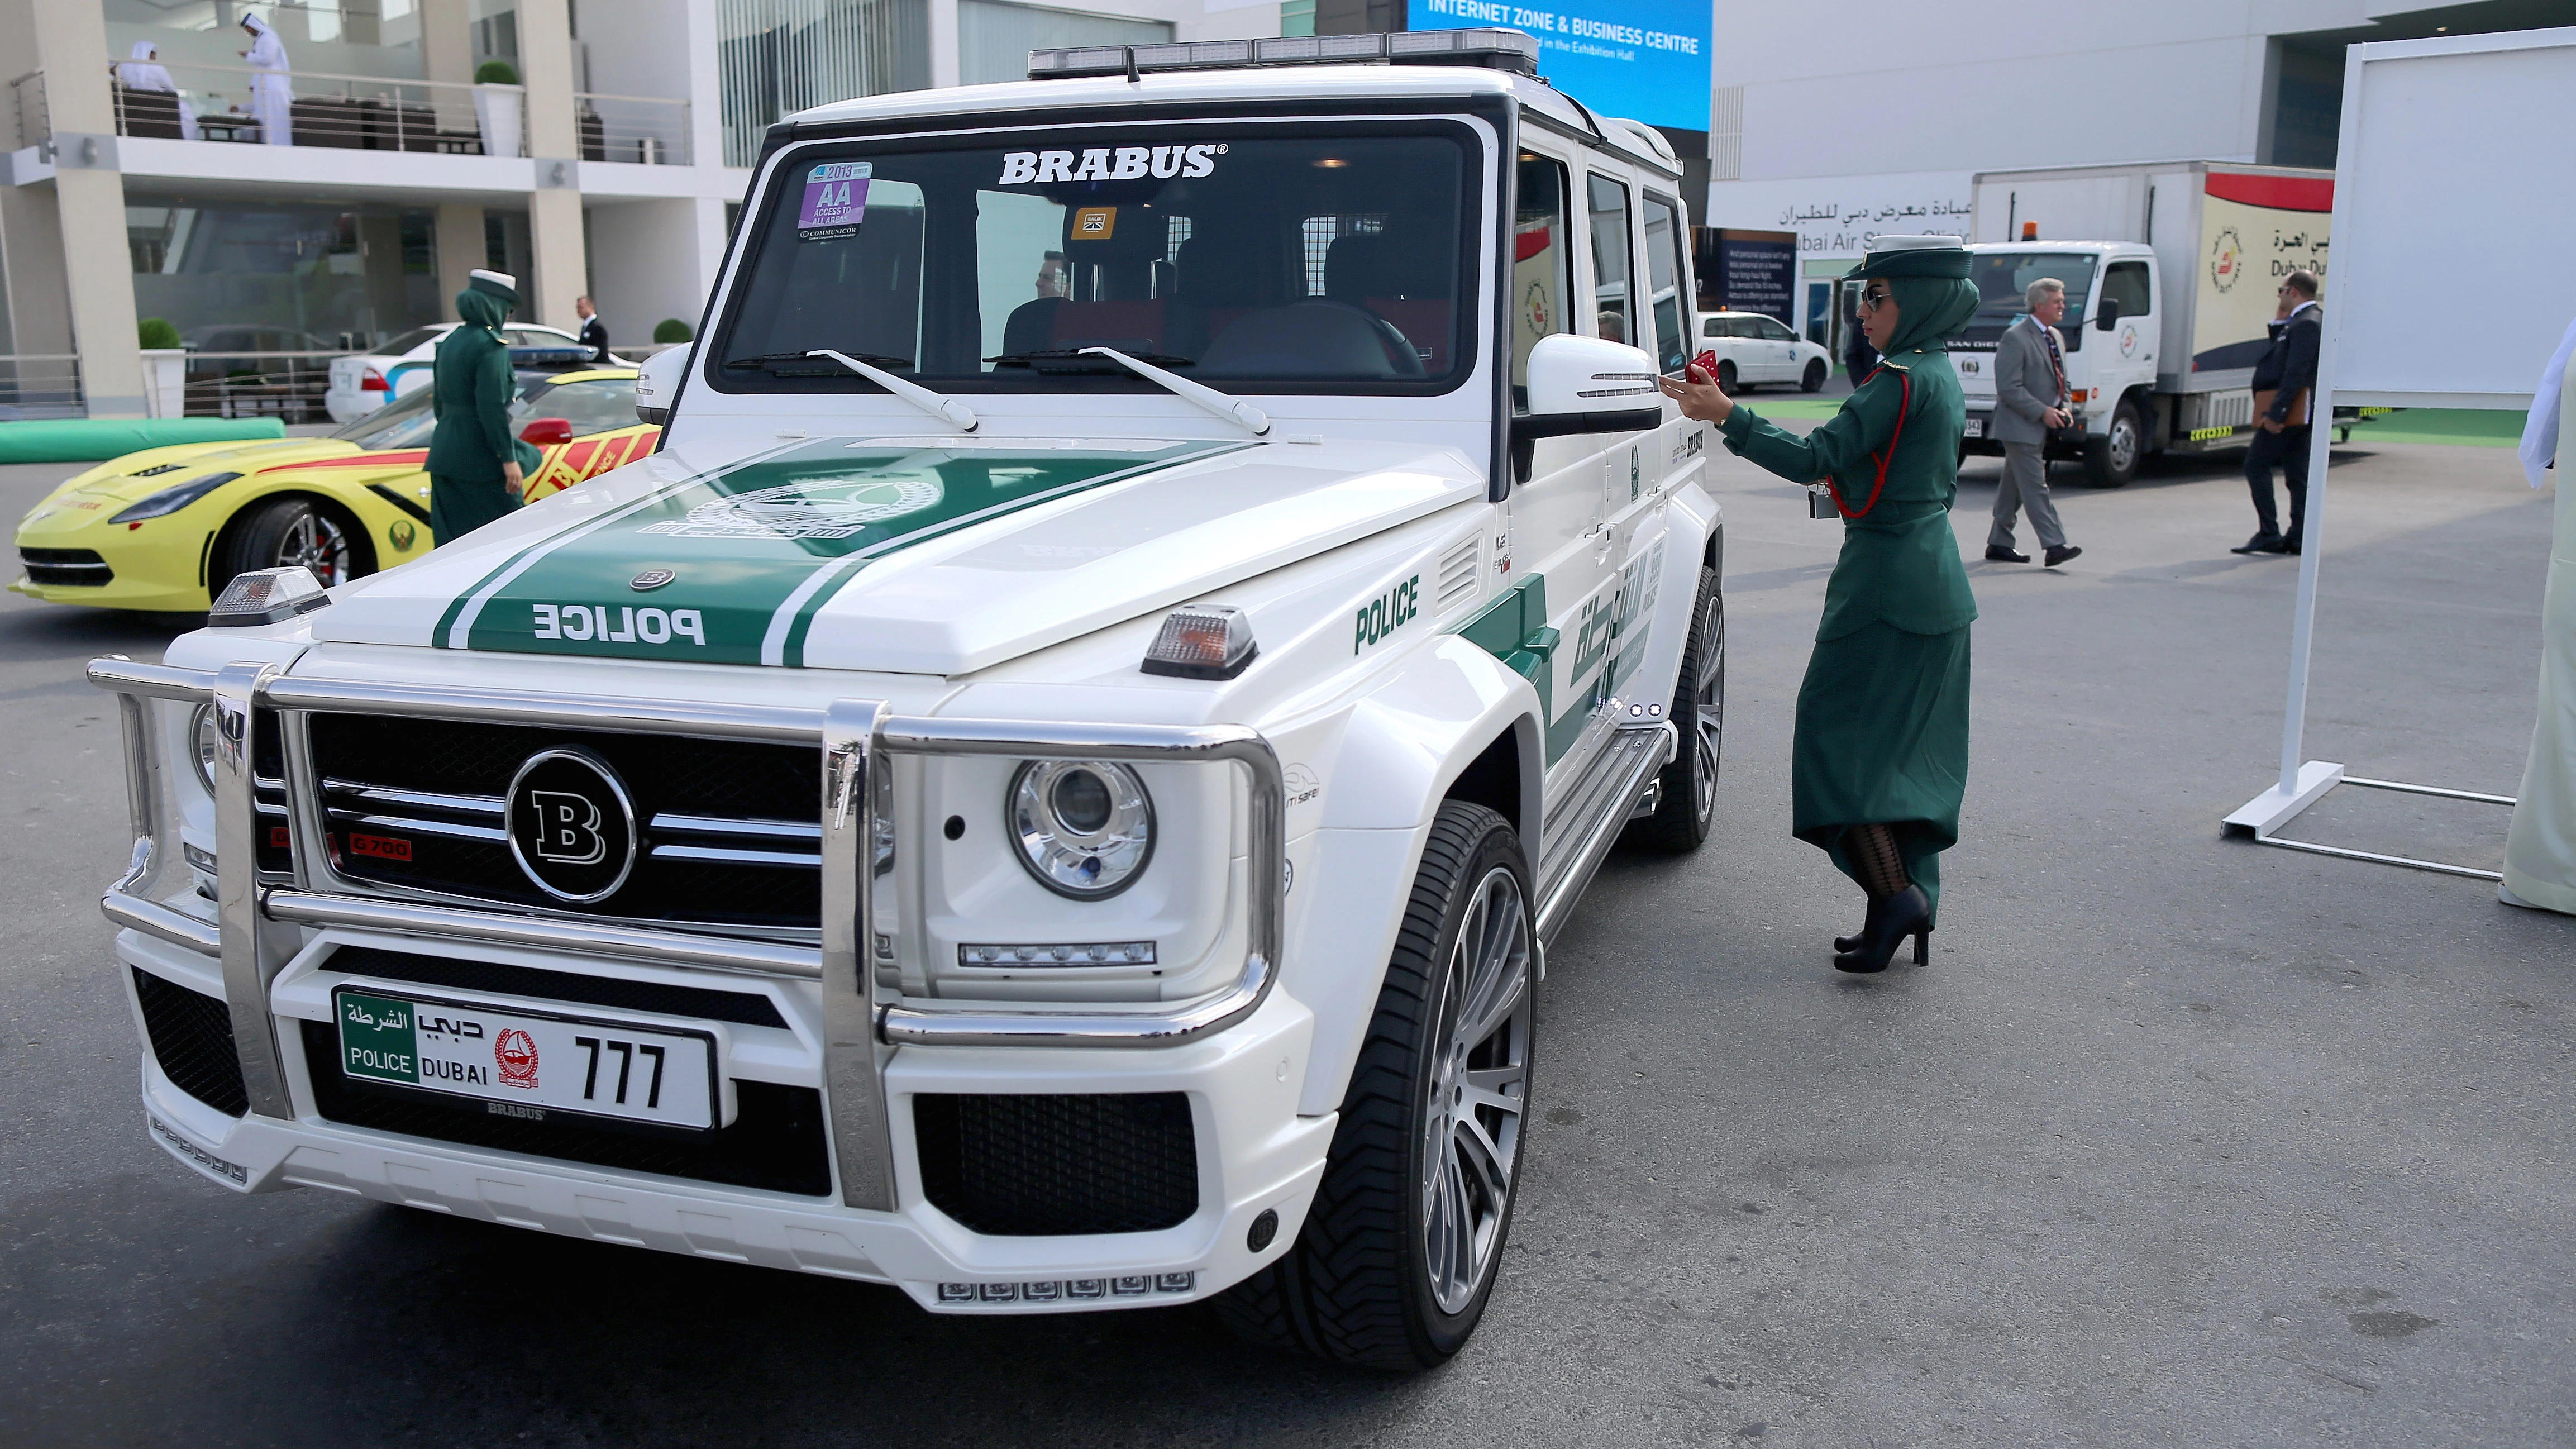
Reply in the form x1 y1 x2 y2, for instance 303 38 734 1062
1964 416 1987 438
334 986 718 1130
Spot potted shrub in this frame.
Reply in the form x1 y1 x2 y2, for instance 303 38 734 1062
137 317 187 418
652 318 694 344
471 59 523 158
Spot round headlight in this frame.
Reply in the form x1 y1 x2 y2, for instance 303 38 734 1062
189 703 220 794
1008 760 1153 899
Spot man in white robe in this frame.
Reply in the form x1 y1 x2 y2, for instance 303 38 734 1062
116 42 199 141
2503 320 2576 913
238 12 293 147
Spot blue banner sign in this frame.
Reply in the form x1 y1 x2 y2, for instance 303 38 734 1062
1409 2 1709 133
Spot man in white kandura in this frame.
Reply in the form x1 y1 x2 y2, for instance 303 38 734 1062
238 12 293 147
2503 314 2576 914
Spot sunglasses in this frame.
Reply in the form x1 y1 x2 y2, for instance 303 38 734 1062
1858 287 1892 312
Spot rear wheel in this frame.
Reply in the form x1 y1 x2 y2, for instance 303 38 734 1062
2083 400 2143 488
213 495 365 597
1801 358 1828 392
1715 359 1739 394
1624 564 1722 852
1215 802 1535 1370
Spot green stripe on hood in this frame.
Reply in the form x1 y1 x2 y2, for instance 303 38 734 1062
435 436 1241 666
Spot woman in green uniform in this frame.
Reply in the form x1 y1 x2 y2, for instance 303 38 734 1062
426 268 542 545
1661 236 1981 973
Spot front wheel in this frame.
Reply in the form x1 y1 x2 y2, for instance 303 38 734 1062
1801 358 1828 392
212 495 366 598
1215 802 1535 1370
1623 563 1722 852
2083 401 2143 488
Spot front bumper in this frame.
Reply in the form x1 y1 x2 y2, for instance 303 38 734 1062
96 659 1316 1312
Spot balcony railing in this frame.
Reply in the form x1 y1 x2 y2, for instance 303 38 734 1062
175 350 352 424
575 92 691 166
103 59 527 157
10 70 46 151
0 354 82 422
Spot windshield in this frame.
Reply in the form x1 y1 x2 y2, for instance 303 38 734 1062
330 372 594 450
1958 251 2096 346
713 121 1477 395
376 326 445 356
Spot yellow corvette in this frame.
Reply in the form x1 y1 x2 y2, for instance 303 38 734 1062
12 365 656 613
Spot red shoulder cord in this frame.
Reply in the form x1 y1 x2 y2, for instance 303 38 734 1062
1821 364 1911 519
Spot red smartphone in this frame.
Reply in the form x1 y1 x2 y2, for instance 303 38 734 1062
1690 349 1720 379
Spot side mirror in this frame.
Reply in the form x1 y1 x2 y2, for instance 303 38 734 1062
634 341 693 425
1514 333 1662 442
518 417 575 446
2095 297 2122 332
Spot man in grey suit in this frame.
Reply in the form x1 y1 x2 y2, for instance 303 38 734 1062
1986 277 2082 566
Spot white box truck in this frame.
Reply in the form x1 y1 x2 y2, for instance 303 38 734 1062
1953 161 2333 486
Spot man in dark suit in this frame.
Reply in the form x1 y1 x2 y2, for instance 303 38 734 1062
575 294 610 363
2234 270 2322 555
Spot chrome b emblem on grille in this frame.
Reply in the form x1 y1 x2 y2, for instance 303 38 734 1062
504 749 638 903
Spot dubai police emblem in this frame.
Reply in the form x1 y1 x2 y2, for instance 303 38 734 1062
640 471 946 540
494 1029 540 1089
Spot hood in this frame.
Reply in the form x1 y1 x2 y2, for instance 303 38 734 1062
38 438 364 509
314 434 1480 675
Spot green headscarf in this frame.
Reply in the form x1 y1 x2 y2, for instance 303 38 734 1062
1881 274 1981 355
455 286 511 332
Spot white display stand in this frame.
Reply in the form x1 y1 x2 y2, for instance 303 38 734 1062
2226 27 2576 878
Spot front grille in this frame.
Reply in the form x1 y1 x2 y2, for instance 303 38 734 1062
253 711 292 875
22 547 112 587
133 968 249 1117
915 1093 1199 1236
326 944 789 1029
305 713 819 931
300 1020 831 1195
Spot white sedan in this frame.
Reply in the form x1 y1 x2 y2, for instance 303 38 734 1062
1696 310 1832 393
324 321 590 422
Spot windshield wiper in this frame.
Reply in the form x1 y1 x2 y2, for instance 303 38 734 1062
726 350 915 371
1074 346 1270 437
794 349 979 433
985 348 1198 369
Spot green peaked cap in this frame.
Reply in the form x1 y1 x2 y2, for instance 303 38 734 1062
1845 235 1971 281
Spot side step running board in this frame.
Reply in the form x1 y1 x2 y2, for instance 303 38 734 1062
1533 724 1675 945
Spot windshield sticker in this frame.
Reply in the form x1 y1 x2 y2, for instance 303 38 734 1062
1072 207 1116 241
996 145 1222 186
798 161 871 241
433 438 1247 668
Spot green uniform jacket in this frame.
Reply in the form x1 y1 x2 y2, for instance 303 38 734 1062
1717 345 1978 913
425 321 541 545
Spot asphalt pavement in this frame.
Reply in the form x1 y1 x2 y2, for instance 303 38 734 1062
2 425 2569 1447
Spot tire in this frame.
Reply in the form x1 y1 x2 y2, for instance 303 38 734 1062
1215 801 1536 1371
213 495 366 597
1715 359 1739 394
1801 358 1828 392
2082 400 2143 488
1622 563 1722 852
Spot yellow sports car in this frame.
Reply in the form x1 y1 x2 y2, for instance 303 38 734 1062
12 364 656 613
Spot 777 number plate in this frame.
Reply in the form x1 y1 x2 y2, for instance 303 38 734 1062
334 986 718 1131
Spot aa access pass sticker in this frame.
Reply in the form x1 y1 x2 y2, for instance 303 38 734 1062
798 161 871 241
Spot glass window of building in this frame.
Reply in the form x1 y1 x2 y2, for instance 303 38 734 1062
719 0 931 168
126 202 441 352
957 1 1175 87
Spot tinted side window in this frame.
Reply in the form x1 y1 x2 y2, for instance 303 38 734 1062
520 378 641 435
1511 152 1574 407
1755 317 1795 341
1641 194 1690 373
2102 260 2153 318
1586 173 1634 346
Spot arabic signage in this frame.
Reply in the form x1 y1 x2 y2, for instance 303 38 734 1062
1706 171 1974 258
2190 170 2332 374
1409 0 1710 133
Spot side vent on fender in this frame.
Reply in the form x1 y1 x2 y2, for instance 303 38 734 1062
1434 536 1482 617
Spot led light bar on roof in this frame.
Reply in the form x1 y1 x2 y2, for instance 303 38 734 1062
1026 27 1539 82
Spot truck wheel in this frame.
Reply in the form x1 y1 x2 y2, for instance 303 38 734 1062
2083 401 2143 488
1715 359 1739 393
213 495 366 597
1623 564 1722 852
1801 358 1827 393
1215 801 1534 1371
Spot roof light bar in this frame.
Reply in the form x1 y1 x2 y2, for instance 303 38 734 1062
1027 28 1539 82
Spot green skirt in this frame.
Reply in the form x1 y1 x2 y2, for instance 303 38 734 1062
428 473 519 547
1791 619 1971 915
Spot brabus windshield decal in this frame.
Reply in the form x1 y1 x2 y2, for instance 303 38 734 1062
996 144 1224 185
432 438 1246 668
798 161 871 241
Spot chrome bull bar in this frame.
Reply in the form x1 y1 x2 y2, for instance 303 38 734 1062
87 657 1286 1214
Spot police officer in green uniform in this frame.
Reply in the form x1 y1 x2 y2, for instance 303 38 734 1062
426 268 543 546
1662 236 1981 973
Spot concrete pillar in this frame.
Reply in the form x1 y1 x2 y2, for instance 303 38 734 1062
26 0 147 416
527 189 589 333
434 203 488 321
513 0 587 331
421 0 474 83
519 0 579 158
929 0 961 89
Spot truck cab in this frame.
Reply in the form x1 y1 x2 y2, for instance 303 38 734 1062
88 29 1727 1373
1953 241 2159 487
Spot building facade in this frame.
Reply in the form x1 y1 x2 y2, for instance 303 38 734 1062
0 0 1281 418
1701 0 2564 346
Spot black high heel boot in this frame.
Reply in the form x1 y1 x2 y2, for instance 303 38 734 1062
1833 885 1932 974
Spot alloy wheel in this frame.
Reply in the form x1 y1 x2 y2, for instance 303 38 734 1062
1420 863 1533 1315
1691 594 1724 824
273 505 351 586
